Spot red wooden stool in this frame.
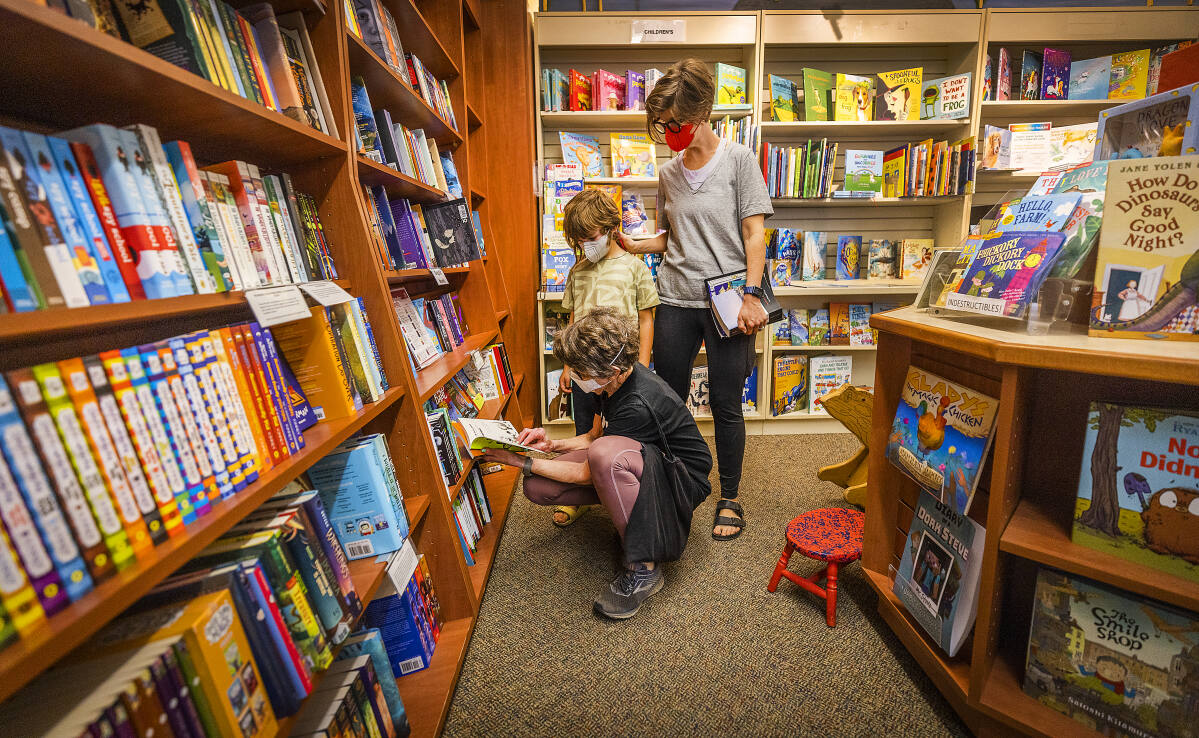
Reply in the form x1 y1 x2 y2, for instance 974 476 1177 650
767 507 865 627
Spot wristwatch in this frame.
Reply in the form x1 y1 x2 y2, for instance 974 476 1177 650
522 456 534 476
743 284 765 299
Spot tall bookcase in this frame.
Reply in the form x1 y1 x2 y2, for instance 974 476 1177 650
0 0 532 735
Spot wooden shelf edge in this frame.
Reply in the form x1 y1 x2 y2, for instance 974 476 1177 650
413 329 500 402
1000 499 1199 613
357 155 447 202
469 468 520 599
977 650 1103 738
386 267 471 284
405 494 432 529
495 309 510 322
0 387 403 703
395 616 475 738
389 0 461 80
462 0 482 29
771 196 964 206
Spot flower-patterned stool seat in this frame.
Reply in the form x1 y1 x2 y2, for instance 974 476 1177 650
767 507 865 627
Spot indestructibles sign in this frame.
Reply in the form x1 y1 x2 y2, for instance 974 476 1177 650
631 19 685 43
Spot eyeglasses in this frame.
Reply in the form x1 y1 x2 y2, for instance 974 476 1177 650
651 119 686 135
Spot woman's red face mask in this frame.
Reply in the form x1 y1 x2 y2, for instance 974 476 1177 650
664 122 698 152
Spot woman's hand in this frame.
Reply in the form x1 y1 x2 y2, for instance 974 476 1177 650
558 367 571 396
738 295 769 335
613 231 637 254
516 427 555 453
478 449 526 468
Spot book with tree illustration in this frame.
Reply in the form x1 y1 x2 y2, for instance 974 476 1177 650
1089 155 1199 341
1072 403 1199 584
885 365 999 514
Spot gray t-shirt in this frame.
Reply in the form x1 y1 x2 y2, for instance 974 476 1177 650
656 142 774 308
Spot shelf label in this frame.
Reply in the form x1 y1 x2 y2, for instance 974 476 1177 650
631 19 685 43
244 285 311 327
429 268 449 286
299 280 354 306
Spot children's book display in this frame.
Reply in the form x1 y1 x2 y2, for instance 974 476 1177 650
920 74 972 120
1023 569 1199 737
989 46 1163 102
775 303 884 347
807 355 851 416
876 68 922 121
772 67 971 124
558 132 604 179
886 365 999 515
893 489 985 657
610 133 656 178
980 121 1097 174
542 65 749 113
1094 83 1199 161
941 232 1067 319
1071 402 1199 585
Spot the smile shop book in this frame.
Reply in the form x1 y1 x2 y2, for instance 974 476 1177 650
453 418 537 454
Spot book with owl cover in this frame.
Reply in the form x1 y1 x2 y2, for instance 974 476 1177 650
1023 569 1199 737
421 198 479 268
943 231 1067 319
1071 403 1199 585
885 365 999 515
893 489 985 657
558 132 603 179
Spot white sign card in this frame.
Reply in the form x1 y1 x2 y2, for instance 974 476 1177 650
244 285 311 327
429 267 449 286
299 280 354 306
631 19 685 44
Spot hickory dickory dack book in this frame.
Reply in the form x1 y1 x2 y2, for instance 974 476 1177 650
943 231 1067 319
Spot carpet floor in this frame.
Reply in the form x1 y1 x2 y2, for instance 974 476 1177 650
442 434 971 737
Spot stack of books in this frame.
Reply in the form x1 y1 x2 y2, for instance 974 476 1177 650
352 76 461 193
363 190 483 271
363 540 443 676
0 122 337 313
390 289 471 370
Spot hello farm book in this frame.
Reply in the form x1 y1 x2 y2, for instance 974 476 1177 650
1071 402 1199 585
886 365 999 515
1089 155 1199 341
942 231 1068 319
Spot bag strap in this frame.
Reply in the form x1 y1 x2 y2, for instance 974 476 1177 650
629 392 677 461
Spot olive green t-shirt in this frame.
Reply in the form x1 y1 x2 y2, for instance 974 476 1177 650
562 251 660 317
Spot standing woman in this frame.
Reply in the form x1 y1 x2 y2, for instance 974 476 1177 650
619 58 773 541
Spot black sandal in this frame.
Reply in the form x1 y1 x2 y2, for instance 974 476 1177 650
712 499 745 541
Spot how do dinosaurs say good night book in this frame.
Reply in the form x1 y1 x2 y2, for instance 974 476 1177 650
1072 402 1199 585
886 365 999 515
1089 155 1199 341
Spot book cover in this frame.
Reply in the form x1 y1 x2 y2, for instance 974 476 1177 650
920 73 971 119
423 197 480 267
625 70 645 111
900 238 934 281
769 259 791 288
271 307 357 421
741 367 757 415
1024 569 1199 736
1109 49 1150 100
801 68 832 122
842 150 882 194
867 239 895 280
1071 403 1199 585
807 308 829 346
885 365 999 514
1089 155 1199 340
982 54 992 101
1047 160 1108 280
767 74 796 122
568 68 591 111
834 73 873 122
1149 42 1193 95
994 192 1082 233
1041 48 1071 100
893 489 985 657
609 133 655 178
882 146 907 197
715 63 747 106
828 302 850 345
945 231 1067 319
801 231 827 281
807 355 851 416
686 365 710 417
1046 123 1097 172
789 308 809 346
1158 43 1199 95
771 355 807 417
1070 55 1111 100
835 235 861 280
1020 51 1043 100
876 67 921 121
848 304 873 346
997 48 1011 101
0 521 43 635
593 69 626 111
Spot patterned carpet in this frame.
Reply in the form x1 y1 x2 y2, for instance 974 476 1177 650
442 434 971 737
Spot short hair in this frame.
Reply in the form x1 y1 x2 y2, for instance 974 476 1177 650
562 189 621 255
645 58 715 143
553 306 638 378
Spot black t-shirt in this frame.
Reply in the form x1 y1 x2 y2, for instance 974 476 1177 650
598 364 713 486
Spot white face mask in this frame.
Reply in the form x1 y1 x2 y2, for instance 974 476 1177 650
581 234 610 263
572 344 626 394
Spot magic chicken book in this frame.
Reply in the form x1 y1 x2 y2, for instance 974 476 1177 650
886 365 999 515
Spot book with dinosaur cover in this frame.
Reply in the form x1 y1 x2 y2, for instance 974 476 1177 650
893 489 985 657
875 67 921 121
1023 569 1199 737
1072 403 1199 585
1089 155 1199 341
943 231 1067 319
885 365 999 514
714 63 747 106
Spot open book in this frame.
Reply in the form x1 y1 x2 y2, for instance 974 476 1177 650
453 418 538 454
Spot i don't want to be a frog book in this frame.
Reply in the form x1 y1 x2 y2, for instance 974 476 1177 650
1024 569 1199 738
942 231 1067 319
886 365 999 515
1089 155 1199 341
1072 402 1199 585
893 488 985 657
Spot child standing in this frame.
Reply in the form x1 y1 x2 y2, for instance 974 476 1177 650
554 189 659 527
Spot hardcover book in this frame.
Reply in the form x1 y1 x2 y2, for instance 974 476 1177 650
609 133 655 178
807 355 850 415
875 67 921 121
1109 49 1150 100
842 150 882 194
1024 569 1199 737
867 239 896 280
828 302 850 345
592 69 625 111
836 235 861 280
982 54 992 101
801 231 827 281
625 70 645 111
789 308 809 345
1047 160 1108 280
1149 42 1193 95
714 63 747 106
944 231 1067 319
1069 55 1111 100
900 238 934 281
801 68 832 122
893 489 985 657
1088 155 1199 340
422 198 481 268
807 308 829 346
834 73 873 122
997 48 1011 101
1020 51 1043 100
1040 48 1071 100
920 74 971 120
885 365 999 514
568 69 591 111
994 192 1082 233
848 304 873 346
771 355 807 417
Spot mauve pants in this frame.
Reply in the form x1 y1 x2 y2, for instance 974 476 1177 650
523 435 643 538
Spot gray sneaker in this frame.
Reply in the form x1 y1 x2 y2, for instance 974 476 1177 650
593 564 664 620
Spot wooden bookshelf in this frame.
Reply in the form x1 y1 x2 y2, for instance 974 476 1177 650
0 0 532 734
865 306 1199 736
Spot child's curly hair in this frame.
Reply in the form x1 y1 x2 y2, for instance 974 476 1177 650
562 189 621 256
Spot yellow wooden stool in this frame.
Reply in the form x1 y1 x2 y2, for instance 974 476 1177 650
816 384 873 508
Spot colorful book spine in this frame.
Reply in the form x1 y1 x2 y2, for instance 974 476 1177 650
0 519 45 634
254 323 302 454
209 329 263 483
204 161 276 285
68 141 144 300
186 332 246 492
233 324 288 465
162 140 235 292
145 345 214 516
0 202 39 313
246 164 294 283
0 147 53 310
168 337 233 500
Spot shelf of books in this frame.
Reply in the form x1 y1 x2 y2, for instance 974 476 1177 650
0 0 528 735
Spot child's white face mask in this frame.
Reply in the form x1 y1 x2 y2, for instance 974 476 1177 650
581 233 610 263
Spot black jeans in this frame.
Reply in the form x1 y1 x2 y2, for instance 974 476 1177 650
653 304 754 500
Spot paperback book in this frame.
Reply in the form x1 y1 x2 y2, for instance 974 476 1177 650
842 151 882 195
609 133 655 178
1040 48 1071 100
802 69 833 122
876 67 921 121
715 63 747 106
558 132 603 179
807 355 850 416
836 235 861 280
1109 49 1150 100
920 74 971 120
1069 56 1111 100
771 356 807 417
1020 51 1043 100
769 74 799 122
834 74 873 122
943 231 1067 319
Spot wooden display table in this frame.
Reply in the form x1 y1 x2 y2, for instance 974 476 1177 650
863 307 1199 737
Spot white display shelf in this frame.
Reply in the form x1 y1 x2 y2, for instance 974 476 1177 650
770 344 877 352
774 280 922 296
979 99 1124 116
772 196 964 207
760 120 969 137
540 107 751 129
